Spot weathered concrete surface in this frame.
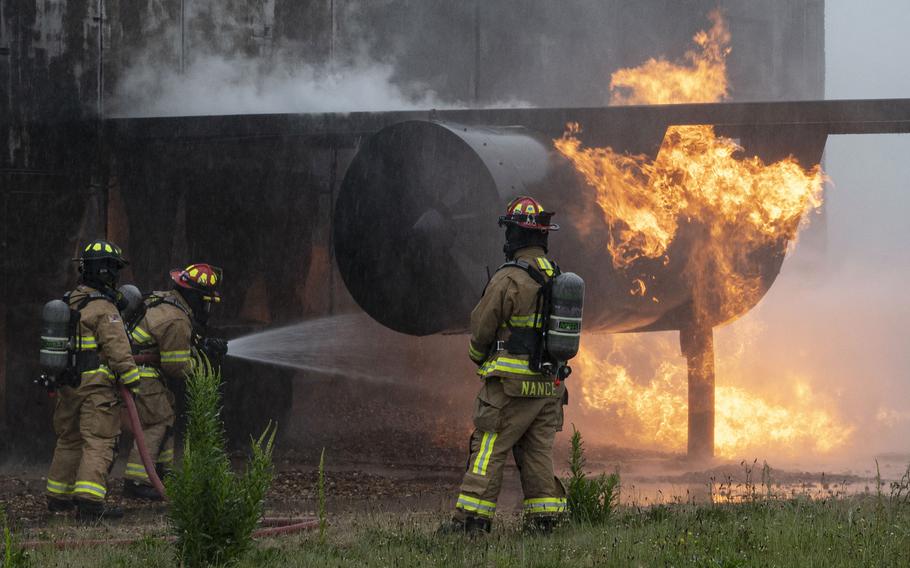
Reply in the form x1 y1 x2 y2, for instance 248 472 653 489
0 1 826 458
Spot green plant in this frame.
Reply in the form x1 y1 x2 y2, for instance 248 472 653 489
318 447 327 543
565 425 620 525
167 356 277 567
891 462 910 505
761 461 773 500
1 505 28 568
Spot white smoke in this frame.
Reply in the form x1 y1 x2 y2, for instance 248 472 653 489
109 53 465 117
106 0 531 117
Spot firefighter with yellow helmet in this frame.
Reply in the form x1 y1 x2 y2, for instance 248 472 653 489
440 196 572 535
122 263 227 499
46 240 140 520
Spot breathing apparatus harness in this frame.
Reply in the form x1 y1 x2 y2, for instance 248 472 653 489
125 291 227 365
37 288 121 394
491 258 577 384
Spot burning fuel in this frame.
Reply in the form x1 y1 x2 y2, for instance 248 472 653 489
609 10 731 106
555 11 849 458
573 334 855 459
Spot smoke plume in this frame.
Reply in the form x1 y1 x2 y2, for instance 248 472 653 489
110 54 454 117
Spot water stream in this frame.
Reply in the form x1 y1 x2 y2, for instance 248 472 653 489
227 313 426 383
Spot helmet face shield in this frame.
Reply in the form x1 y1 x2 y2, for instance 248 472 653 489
79 256 125 289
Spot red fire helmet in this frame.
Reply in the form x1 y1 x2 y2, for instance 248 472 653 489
498 196 560 231
170 263 223 302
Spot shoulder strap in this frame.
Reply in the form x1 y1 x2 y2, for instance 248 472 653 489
145 293 192 319
69 290 115 311
496 259 553 286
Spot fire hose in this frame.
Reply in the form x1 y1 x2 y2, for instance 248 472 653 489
22 356 318 549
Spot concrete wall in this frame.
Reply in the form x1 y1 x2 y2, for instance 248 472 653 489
0 0 825 460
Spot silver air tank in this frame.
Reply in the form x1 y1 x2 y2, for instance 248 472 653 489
547 272 585 362
118 284 143 323
40 300 72 373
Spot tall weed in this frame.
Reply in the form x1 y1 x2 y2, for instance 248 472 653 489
167 357 277 567
0 505 27 568
565 425 620 525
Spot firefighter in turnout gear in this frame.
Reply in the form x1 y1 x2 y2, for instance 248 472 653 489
441 197 569 535
46 240 140 520
123 263 226 499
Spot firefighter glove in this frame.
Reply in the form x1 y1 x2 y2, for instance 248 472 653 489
199 337 228 364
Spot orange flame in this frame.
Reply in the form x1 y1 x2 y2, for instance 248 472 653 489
554 10 825 318
556 12 851 457
575 335 854 459
610 10 731 105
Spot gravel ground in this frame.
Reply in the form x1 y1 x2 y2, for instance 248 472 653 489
0 466 460 530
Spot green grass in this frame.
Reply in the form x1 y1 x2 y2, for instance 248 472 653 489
21 493 910 567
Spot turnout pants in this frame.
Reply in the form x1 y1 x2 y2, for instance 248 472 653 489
453 378 567 521
125 370 176 485
46 377 122 503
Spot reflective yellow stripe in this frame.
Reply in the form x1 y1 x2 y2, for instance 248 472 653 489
469 343 486 362
125 463 150 479
472 432 498 476
160 350 191 363
158 449 174 463
477 356 541 377
130 327 153 344
523 497 567 513
73 481 106 498
536 257 555 277
79 335 98 350
139 366 159 379
120 367 141 385
455 494 496 518
507 314 544 328
82 365 114 379
46 479 75 495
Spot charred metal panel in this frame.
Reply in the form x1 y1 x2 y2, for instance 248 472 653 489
333 99 910 336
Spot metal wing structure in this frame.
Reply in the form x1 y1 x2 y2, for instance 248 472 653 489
329 99 910 458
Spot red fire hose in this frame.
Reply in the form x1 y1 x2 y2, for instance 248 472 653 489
19 375 318 550
119 383 169 498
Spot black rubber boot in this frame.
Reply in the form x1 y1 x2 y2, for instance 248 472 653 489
523 515 561 535
155 463 171 482
47 497 75 512
436 516 492 536
123 479 164 501
75 499 124 521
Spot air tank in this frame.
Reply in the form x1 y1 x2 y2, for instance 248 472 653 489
334 120 786 337
547 272 585 362
118 284 143 324
40 299 72 373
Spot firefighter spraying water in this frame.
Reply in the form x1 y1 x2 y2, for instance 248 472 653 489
38 253 229 515
121 263 227 500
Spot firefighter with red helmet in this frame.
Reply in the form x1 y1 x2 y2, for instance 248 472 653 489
440 196 569 535
122 263 227 499
46 240 140 519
